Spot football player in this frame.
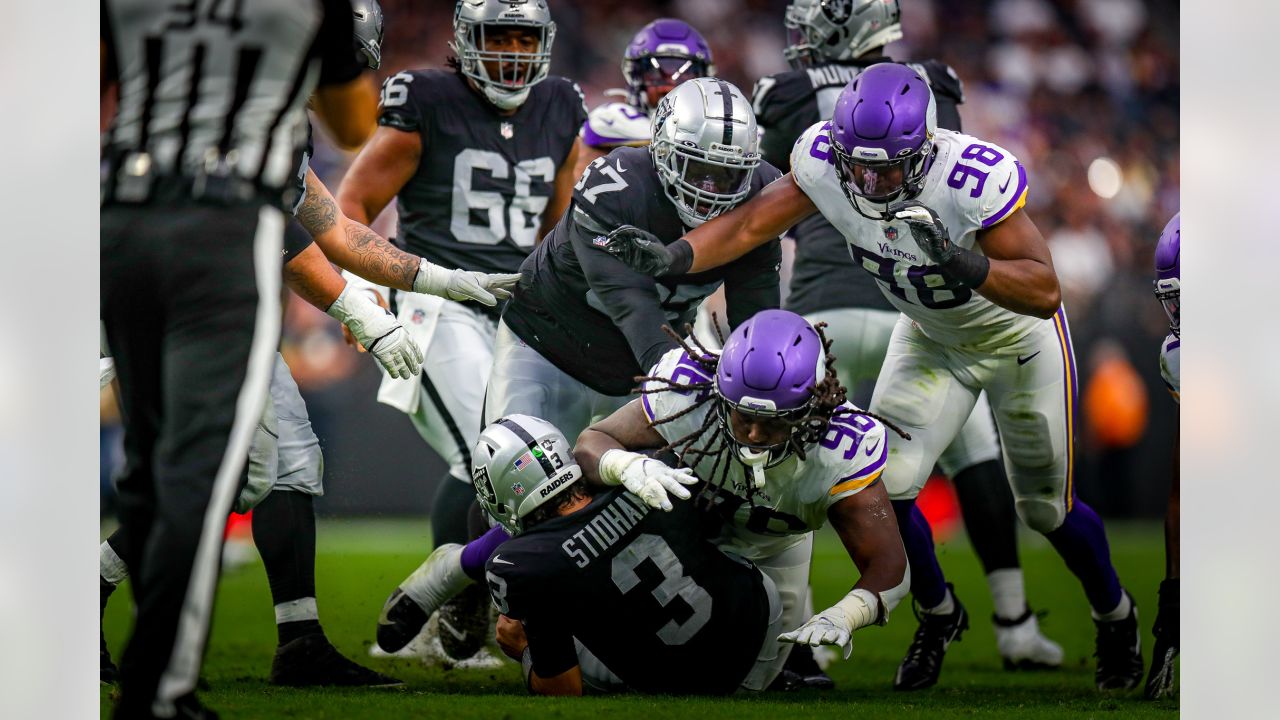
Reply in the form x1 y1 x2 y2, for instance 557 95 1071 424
602 64 1143 692
335 0 586 661
472 414 787 695
373 76 782 656
381 310 911 679
754 0 1060 675
1146 212 1179 699
573 18 714 178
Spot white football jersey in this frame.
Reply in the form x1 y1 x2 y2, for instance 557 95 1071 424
581 101 650 149
1159 333 1180 403
790 123 1038 349
641 348 887 559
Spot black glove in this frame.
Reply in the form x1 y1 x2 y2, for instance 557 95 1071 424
888 199 956 265
888 199 989 288
600 224 691 277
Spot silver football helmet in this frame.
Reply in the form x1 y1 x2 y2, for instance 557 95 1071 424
471 415 582 535
650 78 760 228
451 0 556 111
352 0 385 70
783 0 903 69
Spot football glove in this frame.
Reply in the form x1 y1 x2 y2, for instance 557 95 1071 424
889 200 956 265
600 225 676 276
327 284 424 380
778 589 880 660
414 259 521 307
597 449 697 512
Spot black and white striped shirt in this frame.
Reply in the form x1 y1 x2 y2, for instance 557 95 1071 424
101 0 363 201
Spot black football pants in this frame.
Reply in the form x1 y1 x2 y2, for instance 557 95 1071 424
101 196 283 719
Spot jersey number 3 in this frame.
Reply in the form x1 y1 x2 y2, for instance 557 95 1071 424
451 149 555 248
612 534 712 646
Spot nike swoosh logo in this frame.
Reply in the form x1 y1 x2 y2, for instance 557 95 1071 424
614 159 628 174
438 617 469 642
1017 351 1041 366
864 435 882 457
998 173 1013 194
491 554 513 566
376 589 404 625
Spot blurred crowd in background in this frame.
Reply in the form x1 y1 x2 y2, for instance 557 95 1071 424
101 0 1179 520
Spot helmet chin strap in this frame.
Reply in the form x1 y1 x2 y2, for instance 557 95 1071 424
737 446 769 490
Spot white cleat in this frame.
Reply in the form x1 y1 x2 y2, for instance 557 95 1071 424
994 609 1064 670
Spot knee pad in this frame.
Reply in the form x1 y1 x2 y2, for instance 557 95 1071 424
1015 497 1066 533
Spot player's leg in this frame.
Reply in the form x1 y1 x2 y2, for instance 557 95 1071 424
750 533 814 689
985 309 1140 690
1146 433 1179 699
111 203 282 716
802 307 899 395
938 394 1064 669
100 530 131 683
738 570 787 692
252 357 400 686
484 319 597 441
869 318 979 691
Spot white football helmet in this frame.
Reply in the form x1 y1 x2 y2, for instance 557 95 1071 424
783 0 903 69
650 77 761 228
451 0 556 111
471 415 582 535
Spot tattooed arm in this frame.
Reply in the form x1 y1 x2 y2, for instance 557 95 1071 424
283 242 349 311
295 168 419 290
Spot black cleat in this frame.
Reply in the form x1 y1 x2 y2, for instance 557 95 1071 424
1094 590 1144 691
269 633 402 688
1145 580 1178 699
376 587 430 654
437 583 491 662
101 630 118 684
894 584 969 691
766 669 806 692
781 643 835 690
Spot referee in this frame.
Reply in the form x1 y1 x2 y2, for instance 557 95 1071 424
101 2 366 718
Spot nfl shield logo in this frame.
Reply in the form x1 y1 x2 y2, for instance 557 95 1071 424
500 122 514 139
884 226 898 241
412 309 426 324
511 482 525 496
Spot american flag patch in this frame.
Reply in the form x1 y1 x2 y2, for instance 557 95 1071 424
513 452 534 470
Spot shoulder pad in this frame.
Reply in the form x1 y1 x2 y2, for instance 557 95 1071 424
819 410 888 501
377 70 427 132
582 102 650 149
640 348 715 429
934 131 1027 230
790 121 837 195
570 148 648 226
907 60 965 103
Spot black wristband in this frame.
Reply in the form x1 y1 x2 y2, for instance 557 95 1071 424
939 245 990 289
662 238 694 277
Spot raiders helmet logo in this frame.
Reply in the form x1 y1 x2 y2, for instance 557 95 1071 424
472 465 497 504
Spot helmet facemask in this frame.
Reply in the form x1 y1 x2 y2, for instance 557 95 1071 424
653 141 758 227
453 19 555 111
783 0 904 70
831 132 932 220
1154 278 1180 336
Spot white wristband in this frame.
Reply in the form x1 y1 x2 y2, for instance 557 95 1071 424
413 259 451 296
597 449 639 486
833 588 882 631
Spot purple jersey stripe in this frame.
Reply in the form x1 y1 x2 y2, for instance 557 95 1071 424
1053 307 1078 511
981 161 1028 229
580 120 641 149
1166 338 1180 352
641 392 656 423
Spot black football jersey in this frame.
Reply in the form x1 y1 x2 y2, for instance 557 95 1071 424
282 123 316 264
752 58 964 316
377 69 587 277
485 488 771 695
503 146 783 396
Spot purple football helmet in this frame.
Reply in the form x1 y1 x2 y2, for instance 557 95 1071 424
622 18 715 112
1153 212 1180 335
828 63 937 220
715 310 826 468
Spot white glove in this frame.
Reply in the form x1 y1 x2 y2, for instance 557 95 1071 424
327 284 424 380
597 449 698 512
414 259 521 307
778 589 880 660
100 356 116 390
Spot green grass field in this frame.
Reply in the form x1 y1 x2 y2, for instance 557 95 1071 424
101 519 1177 718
